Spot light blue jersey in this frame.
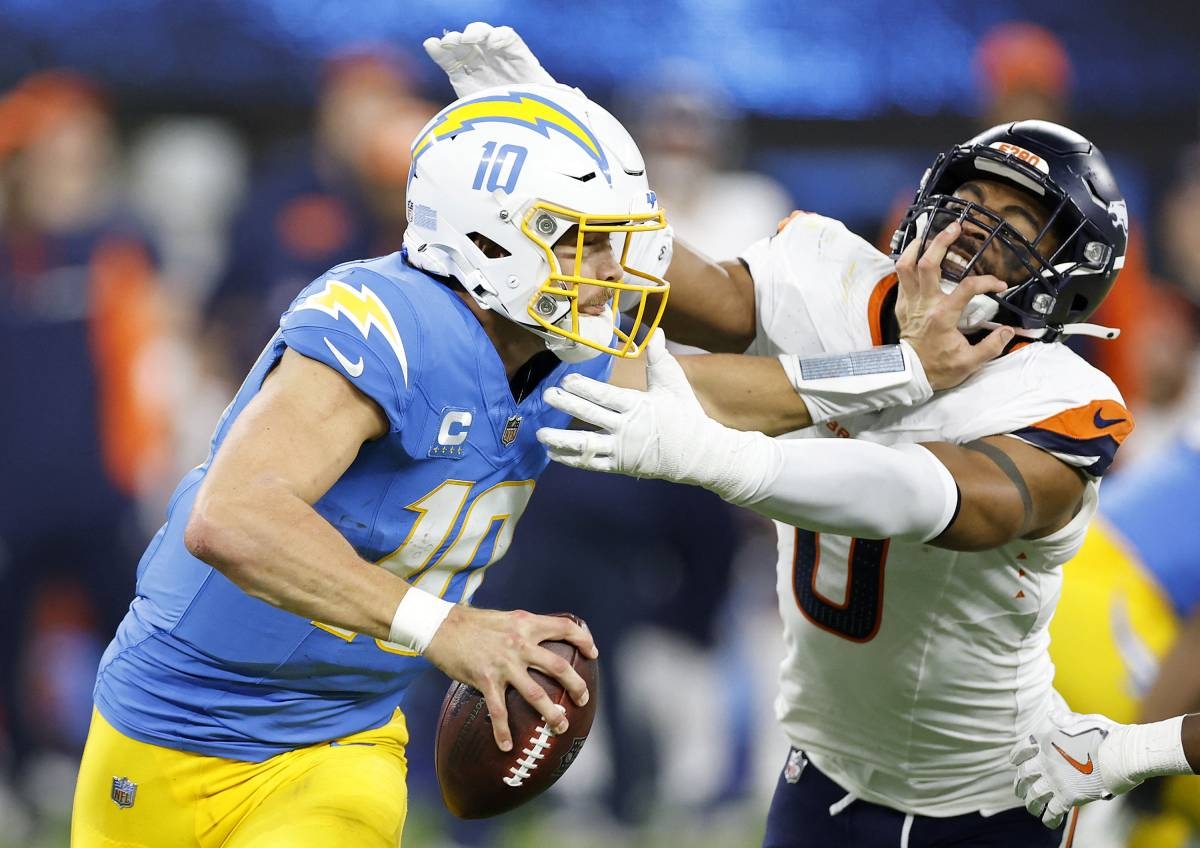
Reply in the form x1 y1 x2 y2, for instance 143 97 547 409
94 252 610 761
1102 434 1200 617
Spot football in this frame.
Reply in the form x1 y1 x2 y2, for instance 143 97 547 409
434 614 599 819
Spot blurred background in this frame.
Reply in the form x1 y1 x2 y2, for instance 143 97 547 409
2 1 1199 846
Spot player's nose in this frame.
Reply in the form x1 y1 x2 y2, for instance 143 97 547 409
590 244 622 284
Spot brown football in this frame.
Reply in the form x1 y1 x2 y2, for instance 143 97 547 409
434 614 599 819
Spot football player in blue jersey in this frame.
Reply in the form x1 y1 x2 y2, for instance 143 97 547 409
71 82 671 847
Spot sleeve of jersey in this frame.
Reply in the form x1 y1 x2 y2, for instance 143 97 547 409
278 268 419 432
737 212 896 357
1008 399 1134 477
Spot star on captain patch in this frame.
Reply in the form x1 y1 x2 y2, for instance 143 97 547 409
111 776 137 809
501 414 522 447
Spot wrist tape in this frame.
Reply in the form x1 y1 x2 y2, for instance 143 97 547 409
779 340 933 424
388 587 455 655
1100 716 1191 791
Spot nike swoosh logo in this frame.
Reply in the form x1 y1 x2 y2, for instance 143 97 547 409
324 337 364 378
1093 409 1126 429
1051 741 1095 775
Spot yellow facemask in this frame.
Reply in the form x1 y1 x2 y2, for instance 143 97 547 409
521 200 670 358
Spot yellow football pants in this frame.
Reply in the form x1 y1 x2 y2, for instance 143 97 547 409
71 708 409 848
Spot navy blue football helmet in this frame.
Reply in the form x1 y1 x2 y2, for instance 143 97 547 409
891 120 1128 338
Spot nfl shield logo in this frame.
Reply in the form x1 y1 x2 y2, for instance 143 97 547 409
111 776 137 809
783 749 807 784
501 414 522 447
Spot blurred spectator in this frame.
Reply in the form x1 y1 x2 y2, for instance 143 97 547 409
621 60 793 259
1097 147 1200 461
974 21 1072 126
0 70 168 831
203 47 436 383
1130 146 1200 455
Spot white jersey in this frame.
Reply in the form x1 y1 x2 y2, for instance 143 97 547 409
740 213 1133 817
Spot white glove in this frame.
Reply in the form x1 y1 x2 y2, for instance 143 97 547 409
1010 708 1137 829
423 22 558 98
536 331 769 499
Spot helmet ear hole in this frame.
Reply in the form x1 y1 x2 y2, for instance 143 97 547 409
1069 293 1089 317
467 232 511 259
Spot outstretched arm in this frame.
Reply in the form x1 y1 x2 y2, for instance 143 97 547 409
537 331 1085 551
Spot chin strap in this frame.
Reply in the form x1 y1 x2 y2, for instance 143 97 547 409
1059 323 1121 340
983 321 1121 343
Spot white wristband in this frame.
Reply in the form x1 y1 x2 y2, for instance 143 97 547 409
779 340 933 424
1099 716 1191 792
387 587 455 655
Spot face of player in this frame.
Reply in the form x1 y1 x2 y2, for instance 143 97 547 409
551 225 624 315
948 179 1062 285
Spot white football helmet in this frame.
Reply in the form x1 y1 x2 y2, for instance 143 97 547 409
403 83 669 361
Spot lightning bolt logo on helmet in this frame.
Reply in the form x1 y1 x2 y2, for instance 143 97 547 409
411 91 612 186
403 82 669 362
296 280 409 385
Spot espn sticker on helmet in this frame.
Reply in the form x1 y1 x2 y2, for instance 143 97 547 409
990 142 1050 174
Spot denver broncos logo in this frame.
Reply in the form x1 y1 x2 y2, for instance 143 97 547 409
296 280 409 386
411 91 611 185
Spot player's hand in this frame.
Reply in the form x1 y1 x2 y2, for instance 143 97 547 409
425 605 597 752
895 221 1015 391
1010 708 1139 828
537 330 723 482
424 22 558 98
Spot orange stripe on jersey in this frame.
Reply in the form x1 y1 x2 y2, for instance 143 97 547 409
1029 400 1134 445
1014 399 1134 476
867 272 899 346
776 209 810 232
1061 807 1079 848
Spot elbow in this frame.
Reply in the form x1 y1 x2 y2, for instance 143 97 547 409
183 507 221 564
184 496 241 567
184 502 263 596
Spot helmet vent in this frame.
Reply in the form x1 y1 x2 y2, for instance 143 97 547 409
467 232 511 259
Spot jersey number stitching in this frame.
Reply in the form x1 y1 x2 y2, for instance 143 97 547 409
312 479 535 654
791 528 890 643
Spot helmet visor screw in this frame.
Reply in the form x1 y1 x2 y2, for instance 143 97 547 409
1083 241 1110 267
1032 293 1056 314
536 214 557 236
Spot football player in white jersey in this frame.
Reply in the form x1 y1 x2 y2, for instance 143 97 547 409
429 23 1134 848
